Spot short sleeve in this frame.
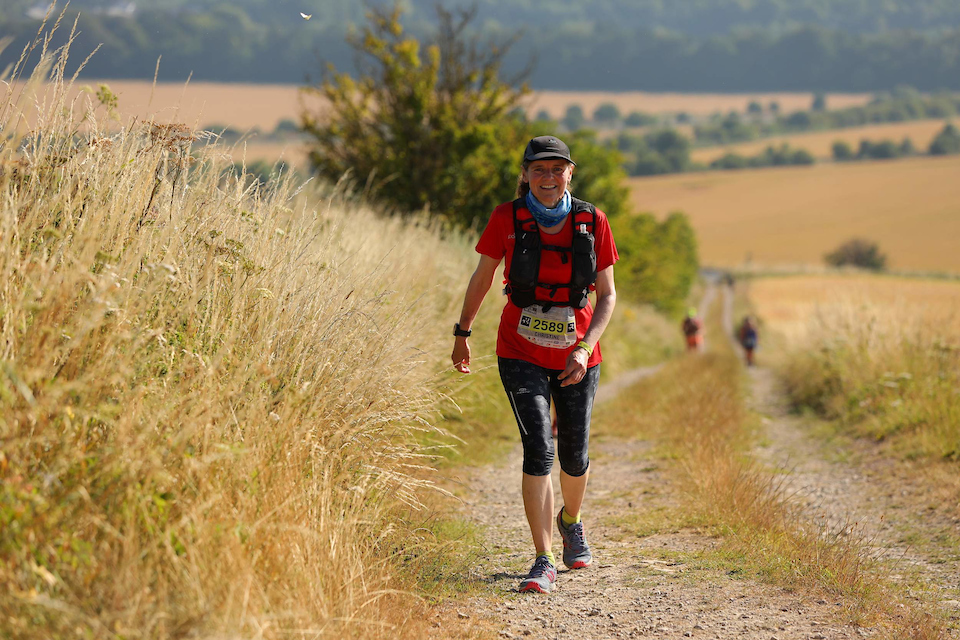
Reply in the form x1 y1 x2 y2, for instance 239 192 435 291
594 209 619 272
475 204 510 259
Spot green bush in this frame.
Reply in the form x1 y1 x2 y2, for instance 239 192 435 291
562 104 586 131
612 212 699 314
300 6 530 229
593 102 622 126
624 111 658 127
857 139 902 159
709 144 815 170
824 238 887 270
832 140 854 161
929 123 960 155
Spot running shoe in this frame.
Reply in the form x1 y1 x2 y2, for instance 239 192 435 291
557 509 592 569
518 555 557 593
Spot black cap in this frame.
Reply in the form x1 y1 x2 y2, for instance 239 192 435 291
522 135 575 166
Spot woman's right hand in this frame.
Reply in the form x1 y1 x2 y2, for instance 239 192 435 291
452 338 471 373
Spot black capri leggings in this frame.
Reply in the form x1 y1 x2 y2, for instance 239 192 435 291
498 357 601 477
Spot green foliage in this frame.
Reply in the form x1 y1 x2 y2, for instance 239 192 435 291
812 91 827 112
694 112 757 145
929 123 960 155
612 212 699 314
709 144 814 170
624 111 658 127
300 5 530 229
562 104 586 131
824 238 888 270
857 139 906 160
747 101 764 115
592 102 621 125
617 130 691 176
832 140 855 161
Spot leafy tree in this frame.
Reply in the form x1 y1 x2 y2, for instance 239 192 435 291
646 129 691 173
929 123 960 155
612 212 699 313
824 238 887 270
562 105 586 131
535 109 552 122
858 139 900 159
747 101 764 115
592 102 621 126
812 91 827 111
300 5 530 228
832 140 854 161
624 111 658 127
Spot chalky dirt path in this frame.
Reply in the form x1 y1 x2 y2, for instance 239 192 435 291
430 285 960 640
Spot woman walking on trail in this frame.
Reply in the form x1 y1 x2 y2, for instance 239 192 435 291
738 315 759 366
451 136 619 594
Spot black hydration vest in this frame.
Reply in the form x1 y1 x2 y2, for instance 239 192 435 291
506 197 598 310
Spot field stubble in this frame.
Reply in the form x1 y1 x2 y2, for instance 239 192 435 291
630 156 960 274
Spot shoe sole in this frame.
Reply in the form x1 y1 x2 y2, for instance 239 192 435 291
518 582 551 593
567 559 590 569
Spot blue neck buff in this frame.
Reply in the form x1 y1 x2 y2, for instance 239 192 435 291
526 190 572 228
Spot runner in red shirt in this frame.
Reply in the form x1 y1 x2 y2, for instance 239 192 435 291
451 136 619 594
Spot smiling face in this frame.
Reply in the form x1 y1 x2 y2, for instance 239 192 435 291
522 159 574 208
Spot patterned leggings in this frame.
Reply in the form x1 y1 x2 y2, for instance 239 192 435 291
498 357 600 477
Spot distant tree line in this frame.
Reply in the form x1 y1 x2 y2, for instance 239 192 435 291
4 8 960 91
832 123 960 161
688 88 960 145
6 0 960 36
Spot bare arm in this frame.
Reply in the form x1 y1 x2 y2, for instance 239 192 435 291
451 254 501 373
558 265 617 386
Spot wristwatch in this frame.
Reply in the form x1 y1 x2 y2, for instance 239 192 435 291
453 323 472 337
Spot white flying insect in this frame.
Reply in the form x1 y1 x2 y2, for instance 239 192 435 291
300 12 312 20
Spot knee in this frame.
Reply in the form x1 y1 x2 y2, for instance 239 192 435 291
558 451 589 477
522 450 554 476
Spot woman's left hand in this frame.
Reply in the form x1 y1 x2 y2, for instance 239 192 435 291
558 346 589 387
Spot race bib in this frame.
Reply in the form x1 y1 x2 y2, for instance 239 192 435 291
517 305 577 349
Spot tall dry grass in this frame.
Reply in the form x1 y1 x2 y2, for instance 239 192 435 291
751 275 960 462
0 25 481 639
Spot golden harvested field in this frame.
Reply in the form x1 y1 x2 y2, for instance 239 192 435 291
629 155 960 273
2 80 324 131
691 119 953 163
747 274 960 348
6 80 871 129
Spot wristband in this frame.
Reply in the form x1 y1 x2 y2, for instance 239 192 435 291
576 340 593 356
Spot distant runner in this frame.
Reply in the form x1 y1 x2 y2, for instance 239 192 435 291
451 136 619 594
738 315 759 366
682 307 703 352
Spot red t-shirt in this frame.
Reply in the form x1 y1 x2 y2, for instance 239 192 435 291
476 200 619 370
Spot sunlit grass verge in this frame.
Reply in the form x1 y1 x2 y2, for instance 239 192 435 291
594 296 945 637
778 299 960 464
0 28 487 639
